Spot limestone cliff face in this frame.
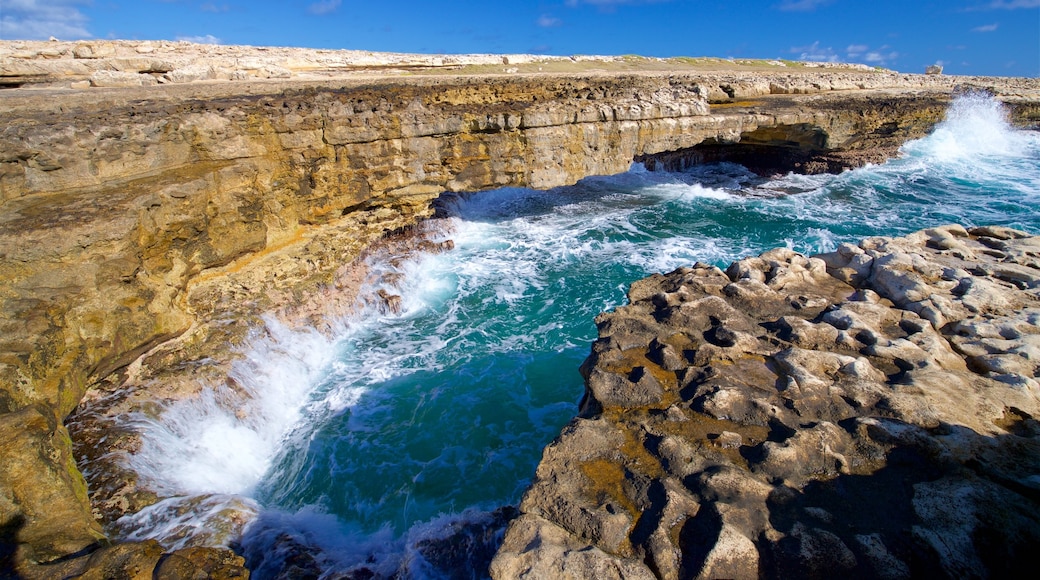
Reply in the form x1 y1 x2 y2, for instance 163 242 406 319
1 66 1039 575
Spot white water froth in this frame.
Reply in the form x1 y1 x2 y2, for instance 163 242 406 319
905 92 1034 163
127 317 340 497
644 181 734 201
119 245 454 549
241 505 508 579
243 506 401 578
115 493 261 551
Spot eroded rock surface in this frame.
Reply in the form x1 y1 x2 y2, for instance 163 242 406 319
492 225 1040 579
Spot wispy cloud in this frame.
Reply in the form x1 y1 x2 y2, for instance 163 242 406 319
846 44 869 56
0 0 91 40
862 49 898 65
308 0 342 16
177 34 222 44
843 43 898 66
985 0 1040 8
790 41 839 62
778 0 835 11
537 14 563 27
201 3 231 13
972 23 999 32
965 0 1040 9
565 0 672 7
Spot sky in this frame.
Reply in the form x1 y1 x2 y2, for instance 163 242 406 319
1 1 1038 77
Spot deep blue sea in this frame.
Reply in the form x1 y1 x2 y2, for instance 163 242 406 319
114 93 1040 577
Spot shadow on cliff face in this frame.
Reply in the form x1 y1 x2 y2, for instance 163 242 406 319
1 514 25 580
758 443 940 579
660 418 1040 579
746 420 1040 579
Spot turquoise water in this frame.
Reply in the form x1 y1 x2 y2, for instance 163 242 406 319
120 94 1040 576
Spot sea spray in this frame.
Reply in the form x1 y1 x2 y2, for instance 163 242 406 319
124 316 338 497
113 317 340 548
113 223 458 550
910 90 1034 163
105 93 1040 577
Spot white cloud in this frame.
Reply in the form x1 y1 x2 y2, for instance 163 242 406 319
537 14 563 27
965 0 1040 9
863 50 898 65
0 0 91 40
846 44 869 56
986 0 1040 8
177 34 222 44
778 0 834 11
565 0 671 6
791 41 838 62
201 3 231 13
972 23 999 32
308 0 342 15
840 43 899 66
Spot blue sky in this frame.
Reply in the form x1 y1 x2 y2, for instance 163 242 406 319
2 1 1038 76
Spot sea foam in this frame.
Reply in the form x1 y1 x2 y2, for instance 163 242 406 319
125 317 337 497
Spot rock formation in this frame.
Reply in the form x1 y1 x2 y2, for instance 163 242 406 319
491 225 1040 579
2 40 1040 577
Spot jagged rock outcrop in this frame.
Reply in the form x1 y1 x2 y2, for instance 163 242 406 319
2 41 1040 576
491 225 1040 579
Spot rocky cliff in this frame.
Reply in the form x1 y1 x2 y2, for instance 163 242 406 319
491 225 1040 579
2 41 1040 577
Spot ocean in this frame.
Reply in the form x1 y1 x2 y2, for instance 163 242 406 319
110 92 1040 577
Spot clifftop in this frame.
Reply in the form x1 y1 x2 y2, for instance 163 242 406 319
1 38 890 90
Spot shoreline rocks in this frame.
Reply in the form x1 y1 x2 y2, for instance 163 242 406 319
491 225 1040 579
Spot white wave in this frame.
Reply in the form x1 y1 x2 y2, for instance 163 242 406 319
903 92 1035 164
238 505 512 579
644 181 733 201
126 317 338 497
241 505 402 579
114 494 261 551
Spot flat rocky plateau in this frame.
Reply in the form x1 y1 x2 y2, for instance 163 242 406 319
1 40 1039 578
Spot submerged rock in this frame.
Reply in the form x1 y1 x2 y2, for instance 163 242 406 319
492 225 1040 579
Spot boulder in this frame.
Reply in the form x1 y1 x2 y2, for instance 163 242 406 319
164 64 215 83
0 405 105 567
89 70 157 88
